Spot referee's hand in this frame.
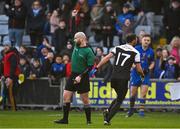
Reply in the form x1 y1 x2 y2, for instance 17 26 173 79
73 76 81 84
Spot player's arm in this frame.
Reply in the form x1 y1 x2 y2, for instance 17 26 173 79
96 52 114 69
149 61 155 71
135 63 144 78
148 50 155 71
134 51 144 78
89 48 115 77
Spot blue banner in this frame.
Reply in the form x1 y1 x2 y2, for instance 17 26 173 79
72 79 180 108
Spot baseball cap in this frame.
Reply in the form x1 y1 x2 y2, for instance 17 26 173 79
3 40 11 46
105 1 112 6
123 3 130 8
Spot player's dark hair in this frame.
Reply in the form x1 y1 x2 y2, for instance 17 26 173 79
126 34 137 43
142 34 151 39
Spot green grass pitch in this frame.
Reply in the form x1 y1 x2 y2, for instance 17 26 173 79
0 110 180 128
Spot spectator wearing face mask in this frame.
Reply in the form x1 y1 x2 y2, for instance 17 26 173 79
27 0 45 46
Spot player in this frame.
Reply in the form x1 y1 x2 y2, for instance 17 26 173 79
54 32 95 125
90 34 144 125
127 34 155 117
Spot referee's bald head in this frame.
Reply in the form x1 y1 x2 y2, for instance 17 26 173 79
74 32 86 39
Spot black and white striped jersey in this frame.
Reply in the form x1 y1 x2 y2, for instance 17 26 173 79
111 44 140 79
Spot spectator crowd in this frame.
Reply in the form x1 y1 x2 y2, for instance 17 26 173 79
0 0 179 81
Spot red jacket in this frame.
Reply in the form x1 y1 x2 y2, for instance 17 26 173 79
3 51 20 78
65 62 71 78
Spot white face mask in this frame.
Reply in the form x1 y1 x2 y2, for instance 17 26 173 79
96 50 103 56
106 6 112 12
172 2 180 9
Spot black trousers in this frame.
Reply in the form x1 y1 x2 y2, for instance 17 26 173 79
29 30 43 46
107 79 129 121
102 32 114 48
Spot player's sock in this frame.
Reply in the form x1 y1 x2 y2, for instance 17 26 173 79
108 99 116 111
130 96 136 109
107 99 121 122
139 98 145 109
126 96 136 117
84 104 91 123
62 103 70 121
139 99 145 116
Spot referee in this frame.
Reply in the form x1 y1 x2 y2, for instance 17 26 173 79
91 34 144 125
54 32 95 125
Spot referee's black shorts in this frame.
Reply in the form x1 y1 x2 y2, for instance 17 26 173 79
65 72 90 94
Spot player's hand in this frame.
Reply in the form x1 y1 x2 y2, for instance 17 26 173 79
74 76 81 84
140 72 145 82
89 67 98 78
141 76 145 82
143 69 149 75
5 77 13 87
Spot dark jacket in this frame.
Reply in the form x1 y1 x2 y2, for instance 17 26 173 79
27 8 45 33
52 28 68 53
41 58 53 77
140 0 163 14
100 9 116 34
19 64 30 78
163 7 180 30
5 3 27 29
30 65 42 78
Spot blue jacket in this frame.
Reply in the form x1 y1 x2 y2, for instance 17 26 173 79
115 12 134 31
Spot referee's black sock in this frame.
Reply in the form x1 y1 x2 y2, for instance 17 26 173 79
62 103 70 121
84 104 91 123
